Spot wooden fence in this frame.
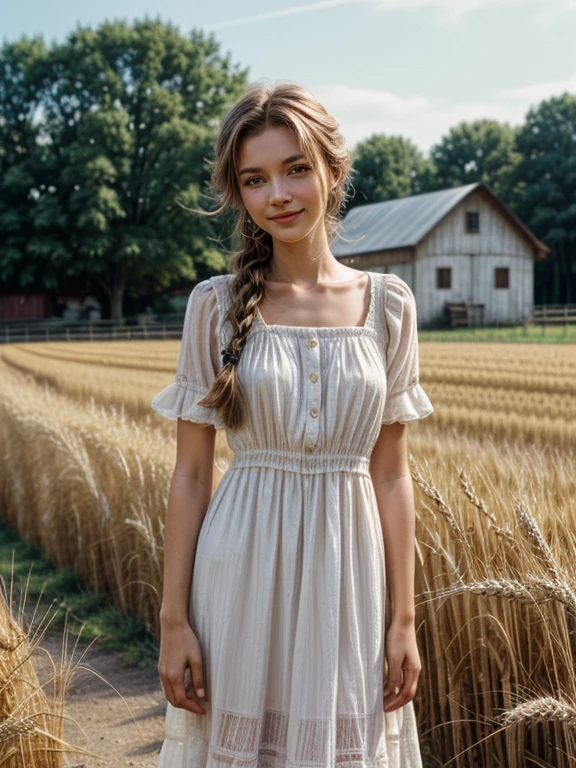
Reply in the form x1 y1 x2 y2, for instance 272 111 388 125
0 316 186 344
530 304 576 325
2 304 576 344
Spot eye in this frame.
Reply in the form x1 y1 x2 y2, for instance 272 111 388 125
289 165 310 174
244 176 263 187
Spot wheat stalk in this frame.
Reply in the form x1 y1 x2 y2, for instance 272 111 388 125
409 454 466 542
428 576 576 618
514 499 561 582
499 696 576 727
458 468 517 547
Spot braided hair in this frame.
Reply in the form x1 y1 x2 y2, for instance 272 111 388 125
197 81 352 430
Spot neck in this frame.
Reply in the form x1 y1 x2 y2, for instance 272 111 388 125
266 227 346 286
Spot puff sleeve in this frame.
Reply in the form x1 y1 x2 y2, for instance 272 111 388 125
381 275 434 425
150 280 225 429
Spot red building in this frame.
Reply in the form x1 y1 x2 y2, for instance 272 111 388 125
0 293 53 320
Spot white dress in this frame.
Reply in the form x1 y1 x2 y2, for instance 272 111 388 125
151 270 434 768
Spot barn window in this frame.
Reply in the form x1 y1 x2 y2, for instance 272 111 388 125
436 267 452 289
495 267 509 289
466 211 480 233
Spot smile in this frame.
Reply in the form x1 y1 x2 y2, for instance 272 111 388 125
269 210 304 224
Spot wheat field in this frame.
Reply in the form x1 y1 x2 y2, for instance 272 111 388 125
0 339 575 767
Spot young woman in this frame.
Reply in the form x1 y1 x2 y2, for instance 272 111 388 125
151 81 434 767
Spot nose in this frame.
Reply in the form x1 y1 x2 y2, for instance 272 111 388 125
268 178 292 206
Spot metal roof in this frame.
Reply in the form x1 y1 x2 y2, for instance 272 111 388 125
332 183 480 256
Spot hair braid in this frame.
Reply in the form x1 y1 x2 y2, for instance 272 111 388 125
197 211 272 429
194 81 352 430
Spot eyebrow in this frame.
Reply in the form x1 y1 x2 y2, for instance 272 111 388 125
237 154 307 177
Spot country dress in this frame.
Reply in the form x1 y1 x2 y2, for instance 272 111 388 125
151 270 434 767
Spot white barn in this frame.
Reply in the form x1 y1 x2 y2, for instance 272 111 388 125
332 183 550 327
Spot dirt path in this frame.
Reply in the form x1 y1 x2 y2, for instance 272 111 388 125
33 628 167 767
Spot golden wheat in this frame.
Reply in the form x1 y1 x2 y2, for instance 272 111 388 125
0 581 98 766
1 339 576 766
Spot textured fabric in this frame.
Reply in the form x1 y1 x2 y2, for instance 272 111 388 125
151 271 434 768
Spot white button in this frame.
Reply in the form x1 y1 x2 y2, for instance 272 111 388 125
309 373 318 383
310 407 319 418
309 338 318 348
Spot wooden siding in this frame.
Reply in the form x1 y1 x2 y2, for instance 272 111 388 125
411 190 534 324
420 190 536 260
414 254 532 325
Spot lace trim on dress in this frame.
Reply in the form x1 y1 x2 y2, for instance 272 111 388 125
157 704 414 767
247 271 379 336
207 709 387 767
381 382 434 425
150 377 225 429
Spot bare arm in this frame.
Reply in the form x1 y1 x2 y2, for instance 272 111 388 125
370 421 421 713
157 418 216 714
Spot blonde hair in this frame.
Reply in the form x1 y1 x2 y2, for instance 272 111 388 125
197 81 352 430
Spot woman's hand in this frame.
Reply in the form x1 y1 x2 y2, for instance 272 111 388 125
383 620 421 713
158 618 208 715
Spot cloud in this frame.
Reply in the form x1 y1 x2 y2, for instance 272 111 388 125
497 73 576 103
311 73 576 152
207 0 356 29
532 0 576 24
207 0 571 29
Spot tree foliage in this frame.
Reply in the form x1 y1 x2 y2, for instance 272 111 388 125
510 93 576 303
0 37 53 289
347 134 432 209
425 119 520 199
0 19 248 318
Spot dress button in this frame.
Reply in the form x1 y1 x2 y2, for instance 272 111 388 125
309 373 318 383
305 442 315 453
310 407 319 418
309 338 318 348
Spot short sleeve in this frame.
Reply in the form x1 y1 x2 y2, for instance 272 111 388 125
381 275 434 425
150 280 225 428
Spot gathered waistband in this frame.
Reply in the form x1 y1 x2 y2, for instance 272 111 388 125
228 448 371 476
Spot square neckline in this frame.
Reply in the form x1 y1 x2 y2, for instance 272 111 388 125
252 271 376 333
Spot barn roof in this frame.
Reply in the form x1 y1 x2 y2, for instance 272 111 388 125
332 182 550 259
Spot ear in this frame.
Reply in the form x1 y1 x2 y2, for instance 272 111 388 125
329 165 343 190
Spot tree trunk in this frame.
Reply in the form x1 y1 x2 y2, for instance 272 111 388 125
564 240 573 305
552 257 561 304
107 262 127 321
110 287 124 321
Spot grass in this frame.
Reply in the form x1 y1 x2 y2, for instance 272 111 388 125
0 518 159 668
419 323 576 343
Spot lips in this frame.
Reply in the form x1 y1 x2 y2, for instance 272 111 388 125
269 209 304 222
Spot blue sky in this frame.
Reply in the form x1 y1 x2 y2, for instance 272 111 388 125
3 1 576 154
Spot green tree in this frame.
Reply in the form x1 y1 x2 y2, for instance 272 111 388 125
424 119 520 200
510 92 576 304
0 19 248 318
0 37 60 290
348 134 432 209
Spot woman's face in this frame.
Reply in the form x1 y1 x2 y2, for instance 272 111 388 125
236 124 329 244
